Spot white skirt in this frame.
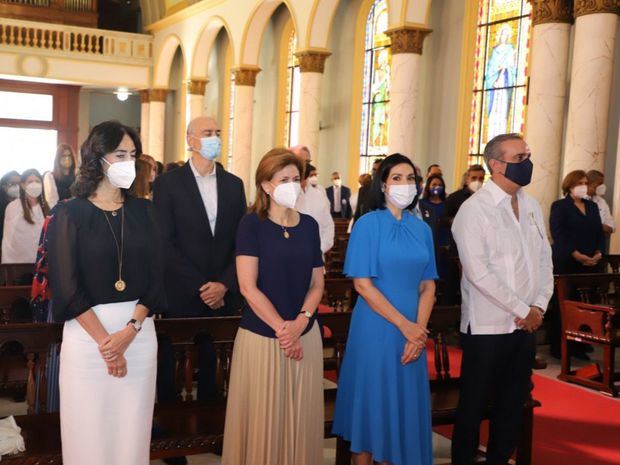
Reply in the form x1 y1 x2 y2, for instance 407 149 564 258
59 300 157 465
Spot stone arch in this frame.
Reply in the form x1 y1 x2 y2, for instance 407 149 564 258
239 0 299 66
153 34 186 88
191 16 234 80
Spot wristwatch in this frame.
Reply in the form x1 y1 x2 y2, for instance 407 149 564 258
127 319 142 333
299 309 313 319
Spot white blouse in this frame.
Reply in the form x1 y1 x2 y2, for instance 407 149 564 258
1 199 45 264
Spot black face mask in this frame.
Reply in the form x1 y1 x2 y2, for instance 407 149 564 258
501 158 533 187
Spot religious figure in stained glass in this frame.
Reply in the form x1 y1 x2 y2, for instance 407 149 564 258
484 25 516 140
359 0 390 174
468 0 530 166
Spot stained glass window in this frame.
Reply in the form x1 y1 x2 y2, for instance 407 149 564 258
359 0 390 174
468 0 531 166
227 72 235 171
284 30 301 147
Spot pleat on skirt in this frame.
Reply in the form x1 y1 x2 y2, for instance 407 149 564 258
59 300 157 465
222 322 324 465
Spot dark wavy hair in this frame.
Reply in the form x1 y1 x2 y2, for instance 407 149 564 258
368 153 420 211
422 174 446 201
72 121 142 199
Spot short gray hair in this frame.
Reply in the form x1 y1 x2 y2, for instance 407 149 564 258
483 133 524 174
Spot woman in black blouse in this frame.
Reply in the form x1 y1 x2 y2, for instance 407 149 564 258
550 170 605 274
47 121 164 465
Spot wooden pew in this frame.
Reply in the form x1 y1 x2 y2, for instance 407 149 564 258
555 273 620 397
0 313 353 464
323 277 357 312
0 286 32 324
0 264 34 287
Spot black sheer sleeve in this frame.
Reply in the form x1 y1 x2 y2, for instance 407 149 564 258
48 202 92 322
137 201 166 315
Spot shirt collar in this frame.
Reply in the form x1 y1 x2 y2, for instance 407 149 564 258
485 179 524 206
189 157 216 178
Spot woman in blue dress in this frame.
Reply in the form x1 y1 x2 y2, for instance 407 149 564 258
332 154 437 465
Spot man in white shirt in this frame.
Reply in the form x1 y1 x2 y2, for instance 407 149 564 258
587 170 616 241
451 133 554 465
289 145 334 254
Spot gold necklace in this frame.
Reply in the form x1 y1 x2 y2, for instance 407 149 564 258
102 206 126 292
271 210 290 239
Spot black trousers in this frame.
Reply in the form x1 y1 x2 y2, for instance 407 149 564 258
451 329 536 465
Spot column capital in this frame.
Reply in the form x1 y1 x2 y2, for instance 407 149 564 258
532 0 574 25
574 0 620 17
385 25 432 55
139 89 150 104
233 67 261 86
295 50 332 73
149 89 168 102
186 79 209 95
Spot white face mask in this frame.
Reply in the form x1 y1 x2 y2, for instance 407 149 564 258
308 175 319 187
7 185 19 199
271 182 301 209
571 185 588 199
468 180 483 193
333 179 342 188
25 182 42 199
102 158 136 189
385 183 417 209
595 184 607 197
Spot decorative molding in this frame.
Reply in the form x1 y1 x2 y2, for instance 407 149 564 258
532 0 574 25
385 26 433 55
149 89 168 102
232 67 261 87
296 50 332 73
185 79 209 95
139 89 150 104
574 0 620 17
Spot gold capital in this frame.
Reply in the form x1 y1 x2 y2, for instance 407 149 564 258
532 0 574 25
149 89 168 102
296 51 332 73
139 89 150 104
385 26 432 55
233 67 261 87
186 79 209 95
574 0 620 17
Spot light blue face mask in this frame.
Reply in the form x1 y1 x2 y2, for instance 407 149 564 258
199 136 221 161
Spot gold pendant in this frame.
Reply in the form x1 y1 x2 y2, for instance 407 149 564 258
283 230 290 239
115 279 126 292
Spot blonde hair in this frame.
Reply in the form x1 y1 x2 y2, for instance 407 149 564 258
250 148 304 220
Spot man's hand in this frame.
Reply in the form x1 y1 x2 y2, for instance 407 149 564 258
199 282 227 308
515 306 543 333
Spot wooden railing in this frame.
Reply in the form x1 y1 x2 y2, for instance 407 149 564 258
0 17 152 62
0 0 97 28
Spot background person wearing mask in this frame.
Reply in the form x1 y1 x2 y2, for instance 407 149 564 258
354 158 383 222
326 171 352 219
43 144 76 209
0 171 21 250
586 170 615 247
419 174 449 283
2 169 50 263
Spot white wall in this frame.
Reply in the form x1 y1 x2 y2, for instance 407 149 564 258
164 47 185 163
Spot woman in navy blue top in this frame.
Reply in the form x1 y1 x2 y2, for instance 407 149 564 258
550 170 605 274
419 174 449 281
222 149 325 465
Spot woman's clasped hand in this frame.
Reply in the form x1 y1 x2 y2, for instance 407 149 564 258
98 326 137 377
276 315 308 361
399 319 429 365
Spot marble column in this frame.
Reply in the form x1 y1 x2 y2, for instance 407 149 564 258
186 79 208 122
385 26 432 159
148 89 168 163
232 67 260 196
525 0 572 221
139 90 150 153
610 118 620 254
296 51 330 166
563 1 619 176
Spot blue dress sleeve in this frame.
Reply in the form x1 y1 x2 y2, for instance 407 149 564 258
236 214 259 257
344 213 378 278
420 221 439 281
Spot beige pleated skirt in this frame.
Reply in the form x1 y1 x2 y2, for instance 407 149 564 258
222 322 324 465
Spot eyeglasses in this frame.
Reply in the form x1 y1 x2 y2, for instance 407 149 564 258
493 152 531 164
